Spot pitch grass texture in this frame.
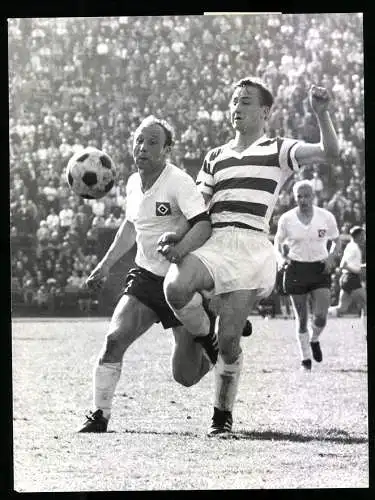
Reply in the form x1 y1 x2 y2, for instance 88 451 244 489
12 317 368 491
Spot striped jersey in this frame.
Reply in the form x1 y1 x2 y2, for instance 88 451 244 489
196 135 301 234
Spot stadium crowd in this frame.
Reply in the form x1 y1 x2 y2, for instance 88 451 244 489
9 14 365 315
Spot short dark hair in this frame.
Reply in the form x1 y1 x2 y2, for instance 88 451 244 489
233 77 274 109
138 115 174 148
350 225 364 239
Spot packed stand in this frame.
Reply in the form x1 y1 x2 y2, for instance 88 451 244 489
9 14 365 314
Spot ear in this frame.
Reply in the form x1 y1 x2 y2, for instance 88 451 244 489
263 106 271 121
164 145 171 155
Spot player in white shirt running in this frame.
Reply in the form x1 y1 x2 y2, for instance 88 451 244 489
163 77 339 435
328 226 366 336
78 116 216 433
274 180 341 370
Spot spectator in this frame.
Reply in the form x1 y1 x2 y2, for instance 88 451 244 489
310 169 324 196
35 284 49 310
46 207 60 232
36 220 51 248
11 276 23 304
59 202 74 235
210 104 225 125
89 198 106 218
43 180 60 212
22 272 37 306
104 212 121 229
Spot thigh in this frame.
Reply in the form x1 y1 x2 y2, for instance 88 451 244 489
310 288 331 316
123 266 181 329
165 253 215 293
108 294 158 343
290 294 308 319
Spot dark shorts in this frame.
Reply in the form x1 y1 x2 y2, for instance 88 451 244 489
122 266 181 329
283 260 331 296
339 272 362 294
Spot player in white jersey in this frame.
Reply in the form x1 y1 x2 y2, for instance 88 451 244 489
274 180 341 370
328 226 366 336
78 116 216 432
163 77 339 436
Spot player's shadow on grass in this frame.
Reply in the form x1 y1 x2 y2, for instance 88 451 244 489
118 429 367 444
261 368 367 374
234 429 367 444
117 429 197 437
330 368 367 373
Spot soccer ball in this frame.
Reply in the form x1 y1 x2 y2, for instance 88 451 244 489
66 147 117 199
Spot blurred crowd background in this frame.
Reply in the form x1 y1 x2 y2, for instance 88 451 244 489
9 14 365 316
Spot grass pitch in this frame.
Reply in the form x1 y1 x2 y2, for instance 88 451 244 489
12 316 368 491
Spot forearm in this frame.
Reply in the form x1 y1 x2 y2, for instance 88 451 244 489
174 220 212 258
316 111 340 160
273 237 284 265
100 220 136 270
329 238 342 260
341 261 361 274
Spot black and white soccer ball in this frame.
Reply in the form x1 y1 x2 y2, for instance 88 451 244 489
66 147 117 199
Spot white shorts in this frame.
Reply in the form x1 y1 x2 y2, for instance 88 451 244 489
191 227 277 298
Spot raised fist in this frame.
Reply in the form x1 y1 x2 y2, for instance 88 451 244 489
309 85 331 116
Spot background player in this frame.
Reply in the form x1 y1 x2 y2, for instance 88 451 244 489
163 78 339 435
328 225 366 337
274 180 341 370
78 115 217 432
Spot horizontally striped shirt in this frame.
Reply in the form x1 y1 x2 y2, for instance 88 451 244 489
196 135 301 234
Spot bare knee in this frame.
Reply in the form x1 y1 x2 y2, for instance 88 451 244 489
172 368 197 387
164 279 192 310
313 315 327 328
99 331 127 364
218 332 241 364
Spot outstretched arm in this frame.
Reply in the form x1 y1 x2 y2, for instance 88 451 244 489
86 218 136 290
99 218 136 271
295 85 339 165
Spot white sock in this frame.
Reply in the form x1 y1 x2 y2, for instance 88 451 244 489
172 293 210 337
93 362 122 420
214 352 243 412
297 331 311 360
310 324 324 343
328 306 339 317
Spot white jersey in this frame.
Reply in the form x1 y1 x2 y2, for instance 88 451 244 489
126 163 206 276
196 135 301 234
340 240 362 274
276 206 340 262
